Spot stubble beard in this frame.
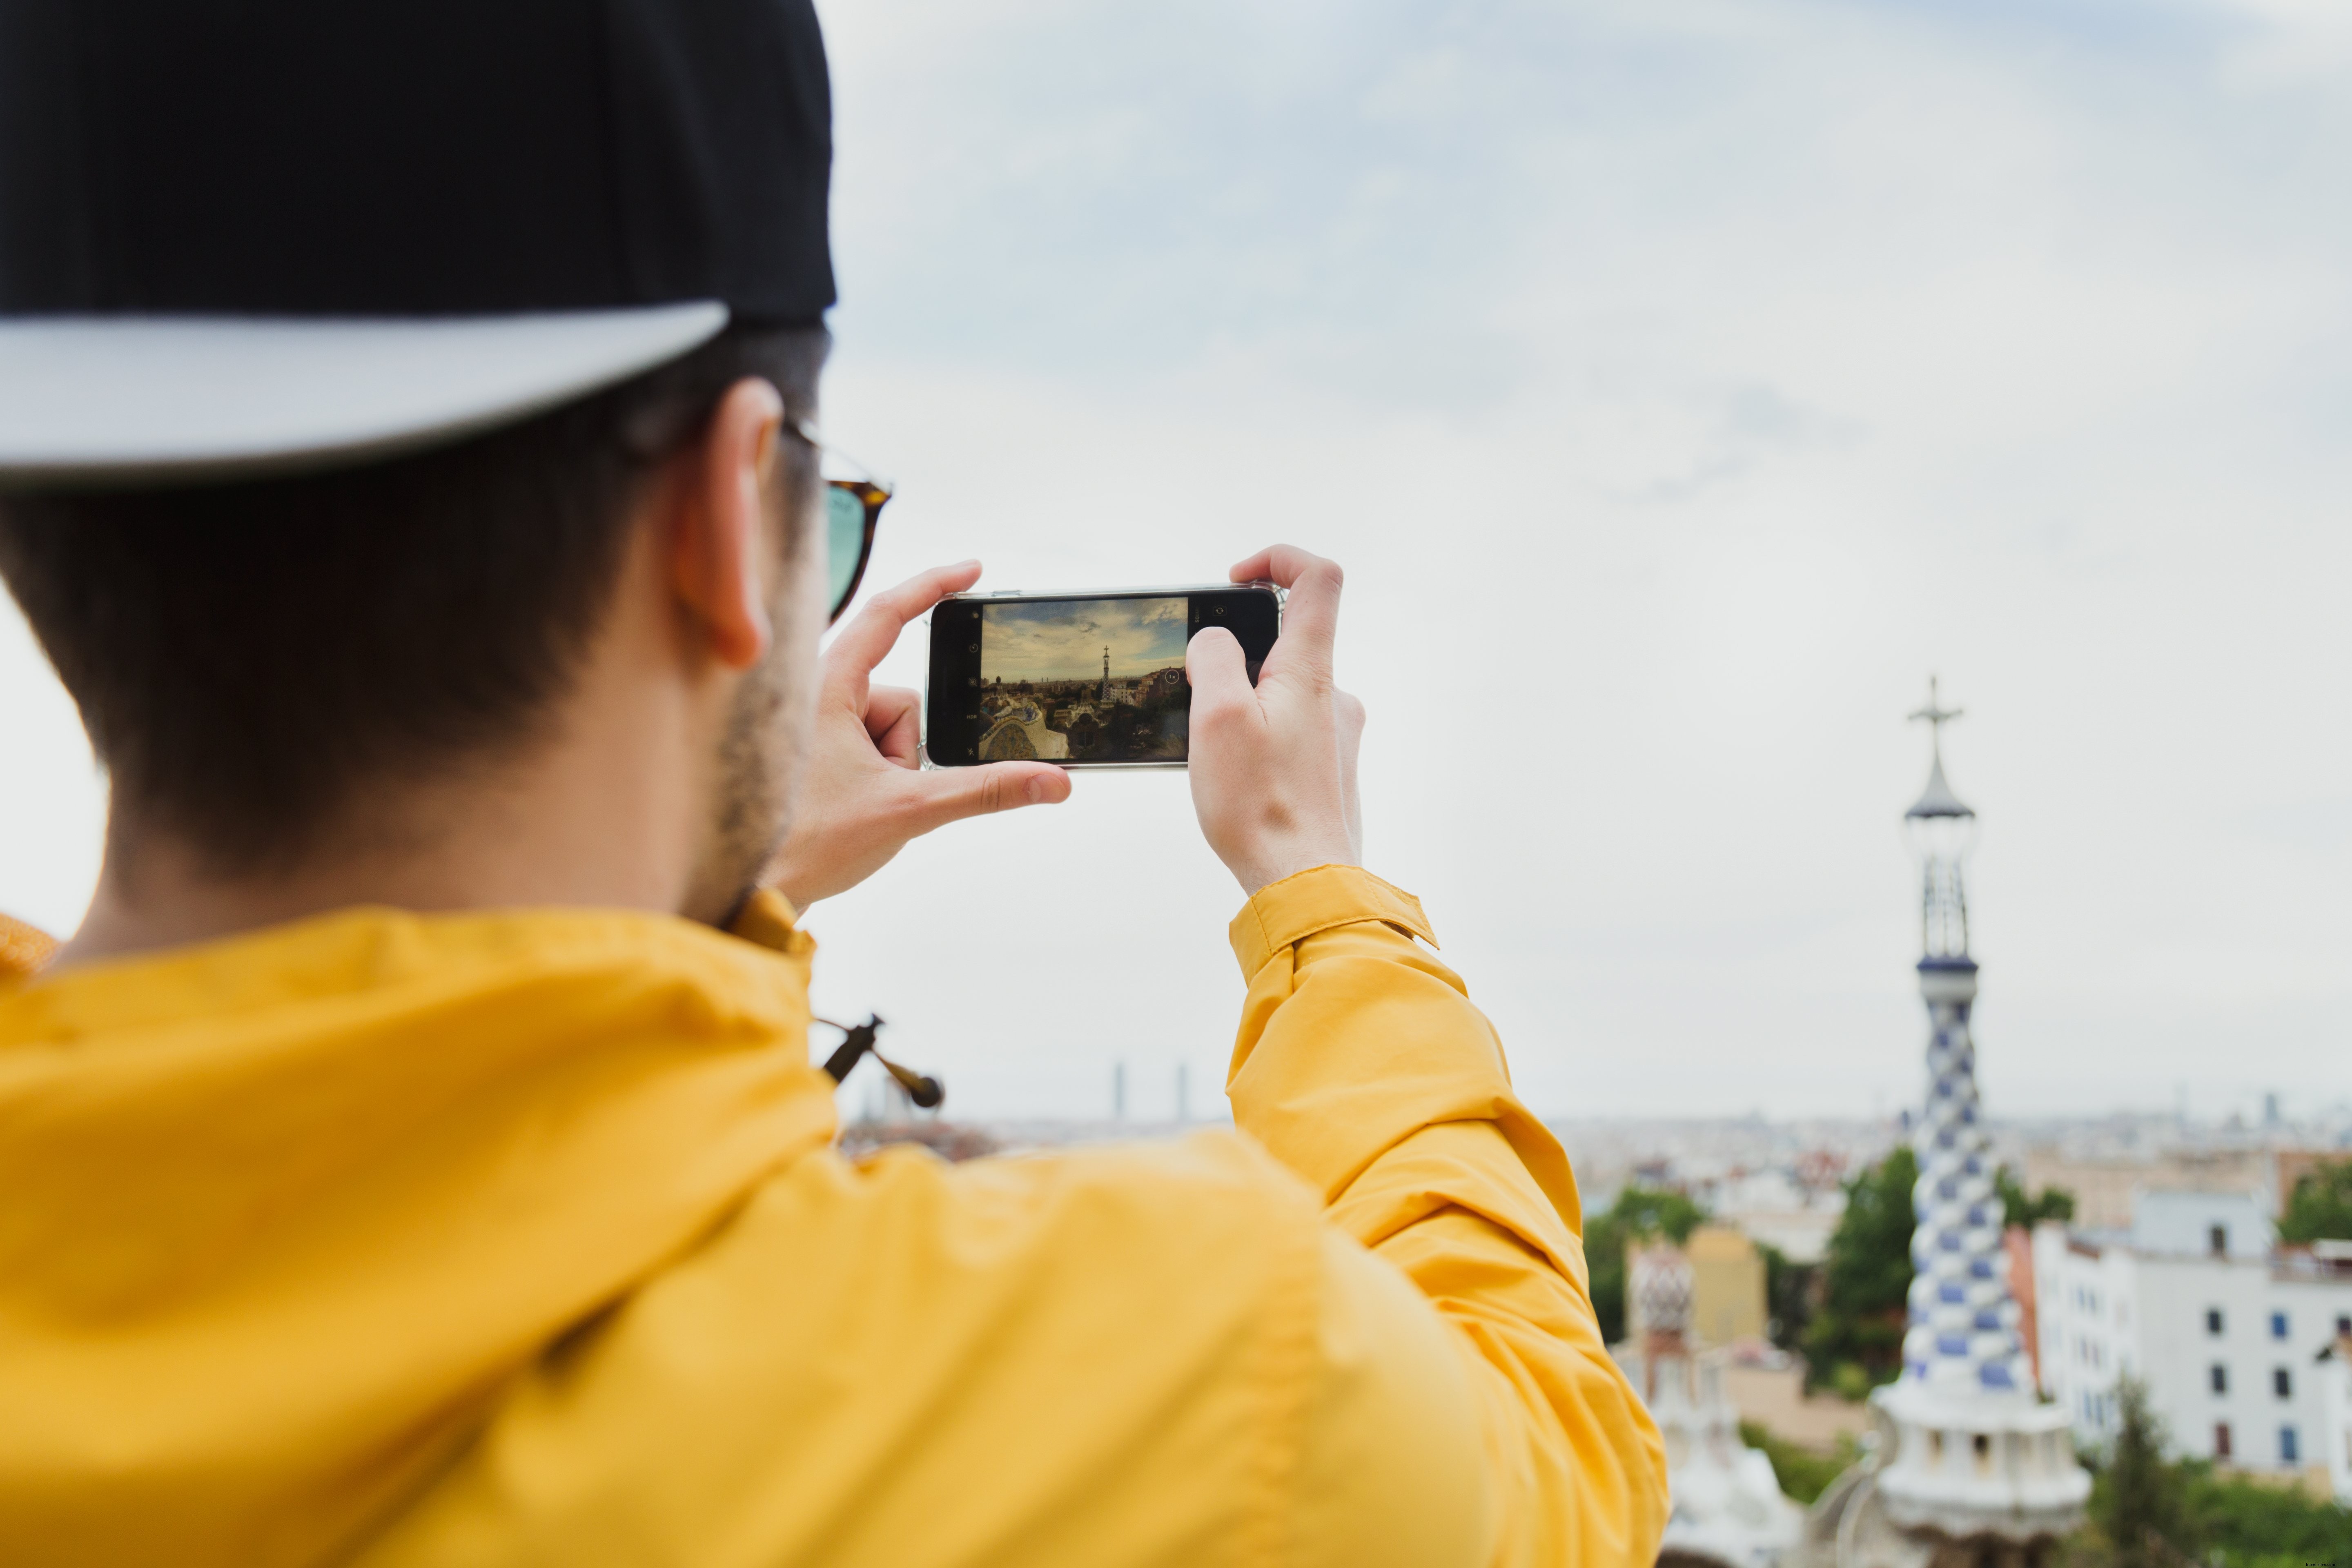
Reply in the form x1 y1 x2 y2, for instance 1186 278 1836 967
685 616 806 927
681 415 825 929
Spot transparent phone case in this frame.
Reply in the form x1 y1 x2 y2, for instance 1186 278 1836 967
918 581 1283 771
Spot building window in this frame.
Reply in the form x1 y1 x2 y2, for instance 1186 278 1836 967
2279 1426 2298 1464
2270 1311 2288 1339
2273 1368 2291 1399
2214 1422 2232 1459
2210 1364 2228 1395
2206 1308 2224 1336
2209 1224 2228 1257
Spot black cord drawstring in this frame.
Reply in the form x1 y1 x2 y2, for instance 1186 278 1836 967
815 1014 944 1110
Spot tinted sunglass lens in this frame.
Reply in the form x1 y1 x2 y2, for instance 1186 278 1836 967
826 486 866 613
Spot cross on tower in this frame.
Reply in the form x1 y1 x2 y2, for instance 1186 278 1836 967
1908 675 1963 762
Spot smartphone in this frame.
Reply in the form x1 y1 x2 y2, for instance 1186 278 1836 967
924 584 1283 768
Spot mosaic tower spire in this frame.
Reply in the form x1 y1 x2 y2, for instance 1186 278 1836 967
1898 681 2027 1395
1869 679 2087 1552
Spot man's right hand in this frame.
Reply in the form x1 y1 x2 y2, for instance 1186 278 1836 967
762 561 1071 911
1185 546 1365 897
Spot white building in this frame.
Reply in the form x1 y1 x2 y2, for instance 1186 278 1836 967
1708 1167 1846 1268
2031 1190 2352 1494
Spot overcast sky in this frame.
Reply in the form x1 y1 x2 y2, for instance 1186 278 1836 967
4 0 2349 1125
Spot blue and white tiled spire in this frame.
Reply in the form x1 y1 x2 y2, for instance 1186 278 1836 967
1902 962 2029 1392
1871 681 2089 1550
1897 679 2027 1395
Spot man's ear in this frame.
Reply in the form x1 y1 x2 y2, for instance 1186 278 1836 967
668 377 785 672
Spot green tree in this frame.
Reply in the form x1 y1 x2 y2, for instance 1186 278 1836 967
2278 1158 2352 1244
1996 1167 2075 1228
1584 1185 1708 1345
2184 1465 2352 1568
1760 1241 1817 1354
1802 1145 1916 1395
2087 1377 2201 1568
2066 1379 2352 1568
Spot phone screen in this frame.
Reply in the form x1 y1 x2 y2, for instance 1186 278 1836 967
927 587 1280 767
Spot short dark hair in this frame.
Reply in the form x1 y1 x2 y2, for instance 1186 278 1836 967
0 322 826 874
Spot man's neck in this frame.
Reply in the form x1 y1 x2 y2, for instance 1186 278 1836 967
57 687 711 971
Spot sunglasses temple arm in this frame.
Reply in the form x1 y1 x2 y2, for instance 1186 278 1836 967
795 419 893 494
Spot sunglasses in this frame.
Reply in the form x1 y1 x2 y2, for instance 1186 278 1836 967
795 420 893 625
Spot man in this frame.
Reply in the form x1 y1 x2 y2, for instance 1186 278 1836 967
0 1 1667 1564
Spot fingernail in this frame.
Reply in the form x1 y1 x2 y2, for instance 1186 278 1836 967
1027 776 1052 804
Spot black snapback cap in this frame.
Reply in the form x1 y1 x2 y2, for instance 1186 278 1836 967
0 0 835 484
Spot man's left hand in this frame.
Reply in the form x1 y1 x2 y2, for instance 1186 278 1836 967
763 561 1071 910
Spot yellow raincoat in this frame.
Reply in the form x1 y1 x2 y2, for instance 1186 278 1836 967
0 866 1664 1566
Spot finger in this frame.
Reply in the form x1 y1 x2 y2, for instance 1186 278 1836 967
824 559 984 684
864 685 923 768
904 761 1071 833
1185 625 1258 733
1229 545 1342 682
864 685 921 739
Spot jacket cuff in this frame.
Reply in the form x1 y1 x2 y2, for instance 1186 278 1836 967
1228 865 1437 979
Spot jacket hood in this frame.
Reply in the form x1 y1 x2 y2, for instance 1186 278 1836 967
0 896 833 1567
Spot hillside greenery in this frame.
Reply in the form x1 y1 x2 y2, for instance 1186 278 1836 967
1998 1166 2076 1227
1803 1146 1918 1395
2067 1375 2352 1568
2278 1158 2352 1244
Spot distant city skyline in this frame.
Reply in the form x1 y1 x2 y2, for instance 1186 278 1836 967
980 596 1187 684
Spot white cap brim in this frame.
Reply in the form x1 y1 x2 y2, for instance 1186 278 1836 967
0 301 730 487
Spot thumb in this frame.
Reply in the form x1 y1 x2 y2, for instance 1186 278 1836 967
908 761 1071 832
1186 625 1253 713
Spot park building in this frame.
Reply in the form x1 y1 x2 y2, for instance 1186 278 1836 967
1614 1237 1804 1568
2029 1189 2352 1500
